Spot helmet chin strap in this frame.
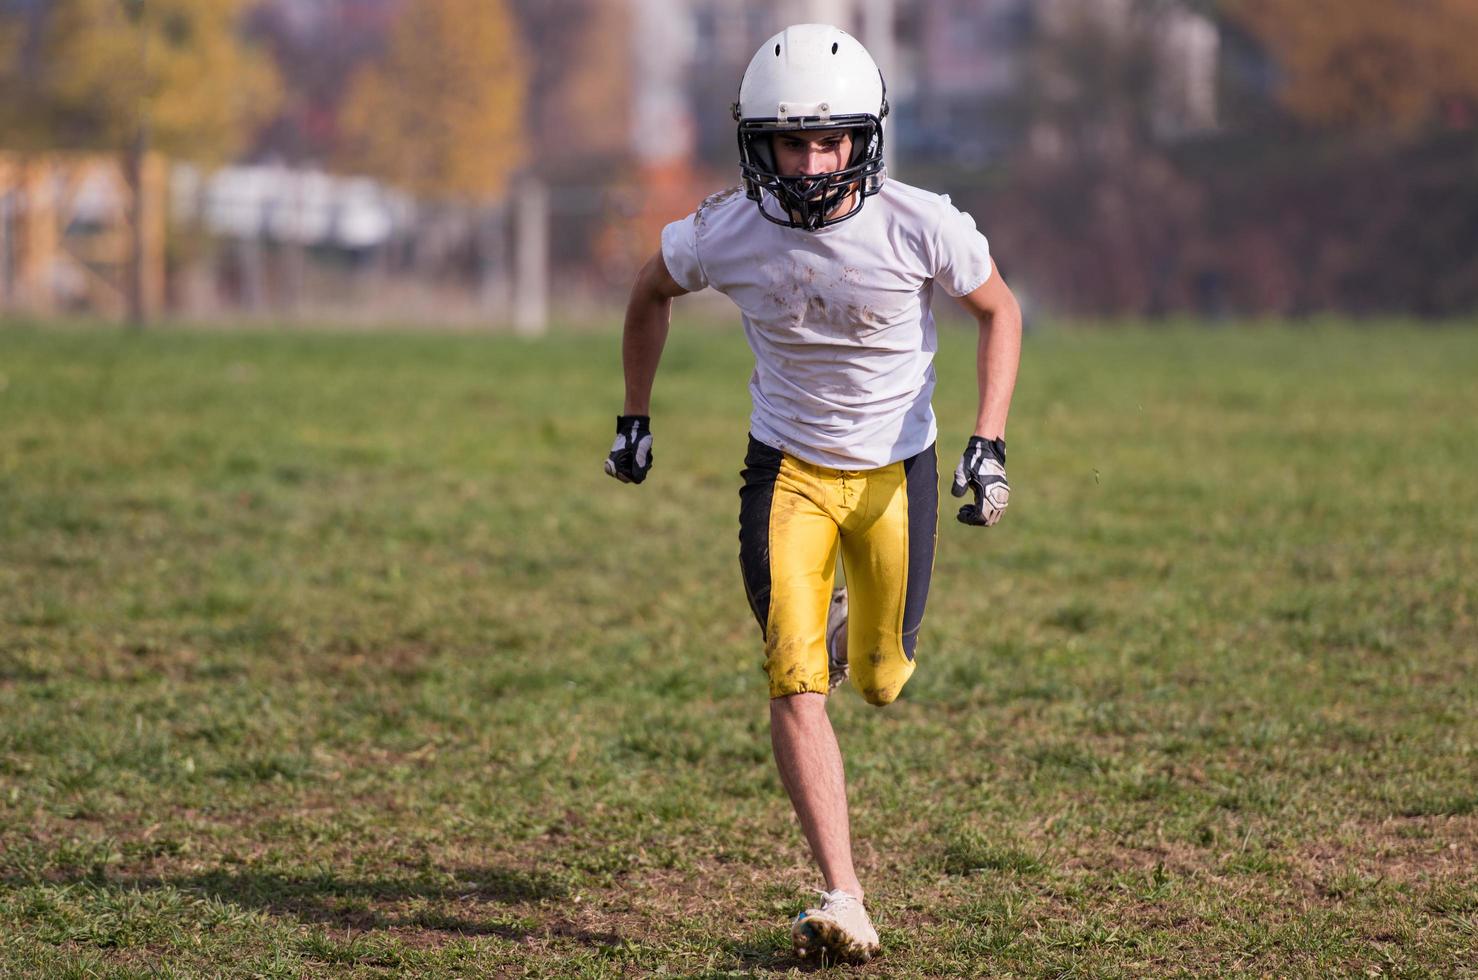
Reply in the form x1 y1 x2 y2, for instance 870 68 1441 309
786 184 857 229
768 168 863 230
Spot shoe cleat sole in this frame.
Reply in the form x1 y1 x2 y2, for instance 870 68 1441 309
792 913 878 965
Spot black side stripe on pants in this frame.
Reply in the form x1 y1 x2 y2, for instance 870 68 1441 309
899 443 938 661
738 435 784 635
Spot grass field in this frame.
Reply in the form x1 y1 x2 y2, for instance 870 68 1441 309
1 318 1475 978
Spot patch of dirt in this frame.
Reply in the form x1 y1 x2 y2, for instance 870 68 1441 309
1292 814 1478 885
1060 837 1212 878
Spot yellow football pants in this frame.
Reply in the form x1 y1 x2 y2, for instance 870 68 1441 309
738 436 938 705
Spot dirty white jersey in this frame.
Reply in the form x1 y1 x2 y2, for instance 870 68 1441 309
660 178 992 470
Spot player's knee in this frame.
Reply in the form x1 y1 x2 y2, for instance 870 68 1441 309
858 656 915 707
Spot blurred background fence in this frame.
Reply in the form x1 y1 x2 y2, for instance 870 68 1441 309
2 0 1476 329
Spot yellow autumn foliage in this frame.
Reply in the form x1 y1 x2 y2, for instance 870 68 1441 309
1226 0 1478 129
338 0 526 201
0 0 279 161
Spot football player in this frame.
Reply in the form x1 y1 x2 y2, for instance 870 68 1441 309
605 23 1021 964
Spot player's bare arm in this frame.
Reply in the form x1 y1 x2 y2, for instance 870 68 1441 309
951 259 1021 526
604 250 688 484
959 258 1022 440
622 250 688 416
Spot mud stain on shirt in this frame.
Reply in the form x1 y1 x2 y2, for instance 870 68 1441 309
695 185 744 230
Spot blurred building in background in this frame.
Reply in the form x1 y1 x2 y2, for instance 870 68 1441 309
1 0 1475 327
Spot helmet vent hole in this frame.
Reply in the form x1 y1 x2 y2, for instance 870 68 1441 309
831 42 839 54
774 43 781 56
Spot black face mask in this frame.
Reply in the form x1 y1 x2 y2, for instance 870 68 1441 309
735 117 887 231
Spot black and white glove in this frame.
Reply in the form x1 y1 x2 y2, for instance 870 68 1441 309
603 415 653 484
951 436 1009 527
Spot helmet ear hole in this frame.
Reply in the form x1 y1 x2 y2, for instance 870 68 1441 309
774 43 780 56
831 42 838 54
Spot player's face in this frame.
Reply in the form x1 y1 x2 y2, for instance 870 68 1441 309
772 128 854 177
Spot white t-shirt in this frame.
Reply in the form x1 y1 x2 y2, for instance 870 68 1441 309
661 178 992 469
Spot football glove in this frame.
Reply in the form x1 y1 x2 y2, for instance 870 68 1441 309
951 436 1009 527
604 414 653 484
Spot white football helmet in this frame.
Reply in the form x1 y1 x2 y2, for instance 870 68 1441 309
732 24 889 230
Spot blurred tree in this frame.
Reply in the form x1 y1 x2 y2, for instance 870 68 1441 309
1020 0 1162 163
0 0 280 323
511 0 628 169
1224 0 1478 130
244 0 400 165
338 0 525 201
994 1 1211 316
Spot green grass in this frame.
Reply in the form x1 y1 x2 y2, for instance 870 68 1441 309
1 317 1475 977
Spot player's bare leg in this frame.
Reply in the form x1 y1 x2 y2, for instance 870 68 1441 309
769 692 863 899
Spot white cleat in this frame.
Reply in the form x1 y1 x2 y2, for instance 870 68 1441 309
826 586 848 694
791 888 880 964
